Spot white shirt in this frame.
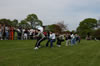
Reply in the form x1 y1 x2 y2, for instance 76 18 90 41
50 33 56 39
71 34 75 39
17 29 20 32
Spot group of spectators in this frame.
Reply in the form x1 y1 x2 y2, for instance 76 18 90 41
0 24 38 40
0 24 14 40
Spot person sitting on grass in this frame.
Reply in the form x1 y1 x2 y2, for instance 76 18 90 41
34 29 46 50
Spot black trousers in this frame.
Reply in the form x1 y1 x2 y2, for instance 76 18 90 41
57 38 64 45
35 37 45 47
46 38 51 47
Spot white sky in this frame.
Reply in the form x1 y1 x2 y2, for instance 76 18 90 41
0 0 100 30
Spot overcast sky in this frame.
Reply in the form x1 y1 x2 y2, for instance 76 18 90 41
0 0 100 30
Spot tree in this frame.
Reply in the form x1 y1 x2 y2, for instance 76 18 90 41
25 14 43 28
12 19 18 27
35 20 43 26
97 19 100 28
57 21 67 31
77 18 97 38
93 28 100 40
19 20 31 29
48 24 62 33
0 19 12 26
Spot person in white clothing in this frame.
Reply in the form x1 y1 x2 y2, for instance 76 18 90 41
71 33 76 45
24 29 28 40
50 32 56 48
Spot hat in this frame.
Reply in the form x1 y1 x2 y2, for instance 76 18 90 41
36 26 43 32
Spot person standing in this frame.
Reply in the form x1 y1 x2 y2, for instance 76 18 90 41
49 32 56 48
0 24 2 40
0 24 4 40
46 31 51 47
75 34 81 43
5 25 9 40
34 29 45 50
2 24 5 40
24 29 28 40
21 28 24 40
66 33 71 46
16 28 21 40
13 27 16 40
71 33 76 46
9 26 14 40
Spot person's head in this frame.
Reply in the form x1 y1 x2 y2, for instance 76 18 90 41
56 33 59 35
75 33 77 35
50 31 52 34
68 32 70 35
70 32 73 35
25 29 27 31
35 29 38 32
0 24 1 28
36 29 40 33
0 24 1 27
3 24 5 27
60 32 63 35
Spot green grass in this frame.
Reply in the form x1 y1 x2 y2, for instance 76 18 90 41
0 40 100 66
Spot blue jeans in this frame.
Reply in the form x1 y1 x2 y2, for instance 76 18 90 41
71 38 76 45
50 39 55 47
5 31 9 39
0 32 2 37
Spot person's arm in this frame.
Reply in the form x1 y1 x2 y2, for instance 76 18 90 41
33 32 40 38
49 34 52 39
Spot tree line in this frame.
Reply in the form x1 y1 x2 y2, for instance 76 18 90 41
76 18 100 39
0 14 43 29
0 13 100 39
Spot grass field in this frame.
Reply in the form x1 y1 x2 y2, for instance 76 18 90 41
0 40 100 66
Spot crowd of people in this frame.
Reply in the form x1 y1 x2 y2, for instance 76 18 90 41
0 24 39 40
34 28 81 50
0 24 81 50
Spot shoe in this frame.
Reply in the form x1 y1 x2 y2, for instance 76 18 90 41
34 47 38 50
58 45 61 47
57 45 61 47
38 46 41 48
